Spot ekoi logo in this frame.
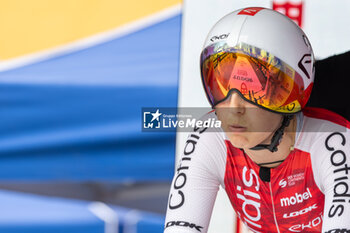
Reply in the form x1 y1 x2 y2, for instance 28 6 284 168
210 33 229 42
288 213 323 232
236 166 262 231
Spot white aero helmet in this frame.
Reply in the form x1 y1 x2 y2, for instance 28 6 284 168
200 7 315 114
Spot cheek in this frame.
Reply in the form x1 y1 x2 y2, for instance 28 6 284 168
215 110 226 122
248 111 281 132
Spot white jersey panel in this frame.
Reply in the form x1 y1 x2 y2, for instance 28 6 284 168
295 113 350 232
165 112 228 233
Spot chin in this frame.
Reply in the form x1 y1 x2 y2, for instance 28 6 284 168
227 134 250 149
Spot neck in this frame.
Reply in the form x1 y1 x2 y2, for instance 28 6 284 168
244 115 297 168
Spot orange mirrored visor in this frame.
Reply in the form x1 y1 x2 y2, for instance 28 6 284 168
200 42 306 114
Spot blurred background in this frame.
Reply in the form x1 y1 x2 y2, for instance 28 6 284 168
0 0 349 233
0 0 180 232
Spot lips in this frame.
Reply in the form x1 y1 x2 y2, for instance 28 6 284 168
228 124 247 132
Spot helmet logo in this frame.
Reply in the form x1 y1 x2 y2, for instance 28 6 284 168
287 103 296 112
302 35 311 48
210 33 230 42
298 54 312 79
238 7 264 16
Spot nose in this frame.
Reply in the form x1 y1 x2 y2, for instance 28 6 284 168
221 91 246 114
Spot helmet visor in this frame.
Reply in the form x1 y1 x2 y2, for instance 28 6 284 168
200 42 306 114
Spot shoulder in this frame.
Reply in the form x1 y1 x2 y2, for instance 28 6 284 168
299 108 350 226
302 107 349 130
179 111 229 182
296 107 349 152
295 107 350 193
185 110 227 151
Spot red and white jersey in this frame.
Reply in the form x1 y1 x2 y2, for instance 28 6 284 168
164 107 350 233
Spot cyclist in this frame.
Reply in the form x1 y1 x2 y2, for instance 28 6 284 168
164 7 350 233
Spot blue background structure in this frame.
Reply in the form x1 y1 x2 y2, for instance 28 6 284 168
0 11 181 232
0 190 165 233
0 15 181 182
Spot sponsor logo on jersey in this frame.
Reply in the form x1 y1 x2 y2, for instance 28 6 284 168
279 172 305 188
168 126 207 209
283 204 317 218
280 187 312 207
279 179 287 188
288 213 323 232
325 132 350 218
324 229 350 233
236 166 262 231
165 221 203 232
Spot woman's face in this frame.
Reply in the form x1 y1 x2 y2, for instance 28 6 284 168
215 92 283 149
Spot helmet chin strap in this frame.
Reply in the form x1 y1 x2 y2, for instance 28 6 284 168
249 115 293 153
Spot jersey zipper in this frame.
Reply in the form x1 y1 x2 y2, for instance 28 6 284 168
269 182 281 233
